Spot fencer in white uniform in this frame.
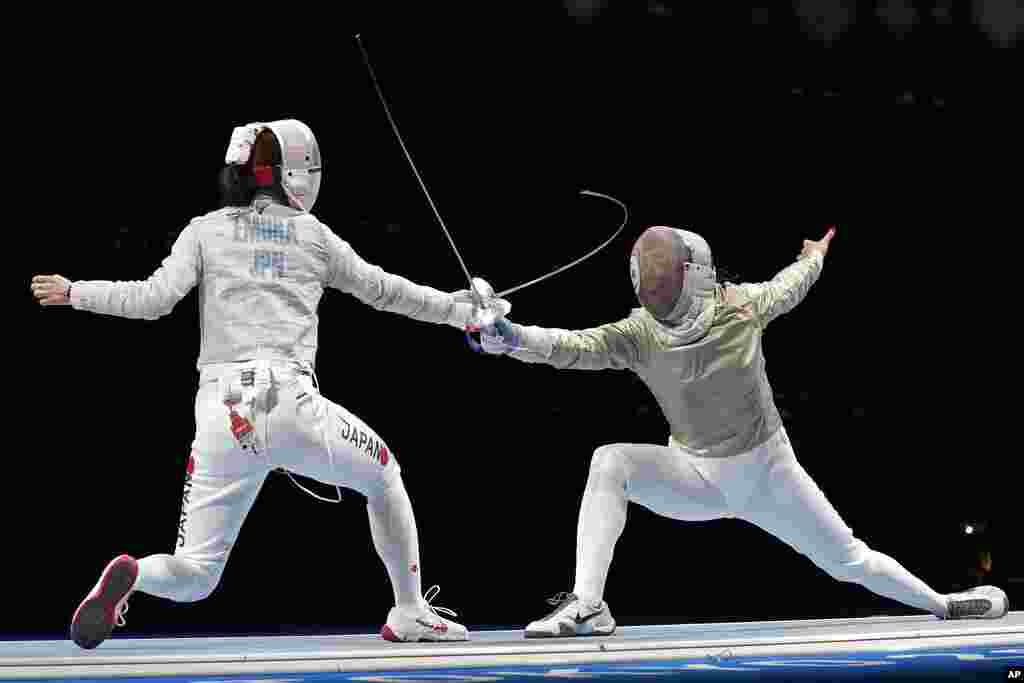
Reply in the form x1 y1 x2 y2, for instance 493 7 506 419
480 226 1009 637
32 121 476 648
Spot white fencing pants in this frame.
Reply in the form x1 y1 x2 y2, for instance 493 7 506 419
133 362 424 608
572 427 948 616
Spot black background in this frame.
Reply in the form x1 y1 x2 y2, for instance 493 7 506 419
12 2 1019 639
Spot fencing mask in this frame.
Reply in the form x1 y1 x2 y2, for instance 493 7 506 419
630 226 718 339
225 119 322 212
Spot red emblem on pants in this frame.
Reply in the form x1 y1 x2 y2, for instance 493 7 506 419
227 406 258 452
229 408 253 441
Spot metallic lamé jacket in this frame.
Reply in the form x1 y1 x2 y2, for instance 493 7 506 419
70 201 466 380
507 252 825 459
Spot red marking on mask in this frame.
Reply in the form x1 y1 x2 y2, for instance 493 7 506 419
252 165 274 187
380 446 390 467
186 452 196 476
410 564 418 574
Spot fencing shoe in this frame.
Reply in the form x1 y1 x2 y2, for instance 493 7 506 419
381 585 469 642
944 585 1009 619
525 592 616 638
70 555 137 649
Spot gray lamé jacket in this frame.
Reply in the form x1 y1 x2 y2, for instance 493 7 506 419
70 200 470 383
505 252 825 459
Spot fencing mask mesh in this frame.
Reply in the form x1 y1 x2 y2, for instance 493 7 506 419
224 119 322 212
630 226 718 337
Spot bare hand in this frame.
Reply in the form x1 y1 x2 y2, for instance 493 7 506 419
799 226 836 260
31 274 72 306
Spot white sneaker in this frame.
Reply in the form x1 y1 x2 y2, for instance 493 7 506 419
381 585 469 642
944 585 1010 619
70 555 137 649
524 592 616 638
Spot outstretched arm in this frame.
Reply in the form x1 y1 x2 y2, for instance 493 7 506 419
482 316 645 371
30 224 202 319
323 227 475 328
740 227 835 326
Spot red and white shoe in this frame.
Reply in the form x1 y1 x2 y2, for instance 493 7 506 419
70 555 138 649
381 585 469 642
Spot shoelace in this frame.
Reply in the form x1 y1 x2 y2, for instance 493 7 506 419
540 591 579 620
115 594 132 628
423 585 458 620
546 591 577 608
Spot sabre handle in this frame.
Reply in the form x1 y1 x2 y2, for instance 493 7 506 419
465 318 517 355
465 327 485 354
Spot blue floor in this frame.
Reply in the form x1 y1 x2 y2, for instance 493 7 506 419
4 615 1021 682
16 644 1022 682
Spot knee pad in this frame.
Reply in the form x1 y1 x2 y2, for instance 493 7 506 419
817 539 878 584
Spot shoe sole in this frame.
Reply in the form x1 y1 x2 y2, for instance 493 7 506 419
525 623 617 638
70 555 137 650
380 624 469 643
946 586 1010 620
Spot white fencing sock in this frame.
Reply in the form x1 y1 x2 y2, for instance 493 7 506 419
367 477 423 610
572 448 629 607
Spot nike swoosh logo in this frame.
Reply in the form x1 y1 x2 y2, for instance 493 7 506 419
573 609 603 625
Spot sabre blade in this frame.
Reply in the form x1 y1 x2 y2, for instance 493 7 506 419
355 36 630 309
494 190 630 299
355 35 476 292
